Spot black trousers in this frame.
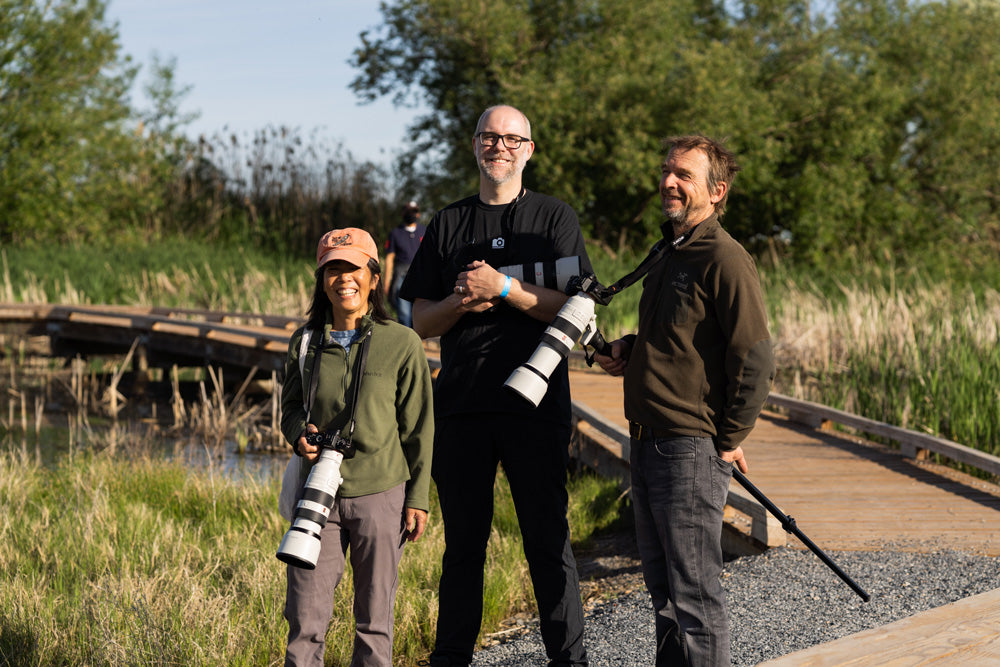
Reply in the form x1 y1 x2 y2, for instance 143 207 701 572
430 414 588 666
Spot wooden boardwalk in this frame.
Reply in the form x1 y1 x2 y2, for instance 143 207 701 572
760 587 1000 666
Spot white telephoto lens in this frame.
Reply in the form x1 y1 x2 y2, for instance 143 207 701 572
504 366 548 408
295 498 332 519
504 293 596 406
554 256 581 292
277 529 323 569
303 450 344 495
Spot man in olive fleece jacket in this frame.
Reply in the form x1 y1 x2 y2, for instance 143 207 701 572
596 135 774 667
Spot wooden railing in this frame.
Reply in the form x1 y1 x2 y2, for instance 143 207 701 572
765 393 1000 478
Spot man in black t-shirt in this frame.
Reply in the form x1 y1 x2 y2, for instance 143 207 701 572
401 105 590 667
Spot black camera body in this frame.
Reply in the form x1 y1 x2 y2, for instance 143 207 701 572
305 429 357 459
565 272 614 305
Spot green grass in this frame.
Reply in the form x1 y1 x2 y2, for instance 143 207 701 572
828 311 1000 459
2 240 311 315
0 448 288 666
0 439 627 666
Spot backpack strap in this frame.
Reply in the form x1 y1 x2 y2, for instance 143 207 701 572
298 328 313 376
297 328 320 422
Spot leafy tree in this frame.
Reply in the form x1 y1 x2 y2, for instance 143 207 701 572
114 53 204 240
139 53 199 139
352 0 1000 271
351 0 735 254
0 0 141 243
876 0 1000 259
0 0 399 259
737 0 1000 267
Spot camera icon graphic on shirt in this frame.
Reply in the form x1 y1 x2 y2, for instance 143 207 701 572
492 238 505 249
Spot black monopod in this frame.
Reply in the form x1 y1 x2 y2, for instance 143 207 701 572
540 236 872 602
732 469 870 601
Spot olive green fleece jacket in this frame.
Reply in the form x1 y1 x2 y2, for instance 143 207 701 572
280 311 434 511
623 215 775 452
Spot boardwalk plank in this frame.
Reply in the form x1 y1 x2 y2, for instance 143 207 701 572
759 588 1000 666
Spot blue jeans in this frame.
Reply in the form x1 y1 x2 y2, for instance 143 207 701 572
630 436 733 667
391 272 413 328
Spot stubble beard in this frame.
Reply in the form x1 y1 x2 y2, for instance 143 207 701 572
662 199 698 237
479 152 523 187
662 199 690 224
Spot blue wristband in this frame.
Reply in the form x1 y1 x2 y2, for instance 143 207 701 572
500 275 512 299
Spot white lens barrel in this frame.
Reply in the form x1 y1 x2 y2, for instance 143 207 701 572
504 293 596 407
503 336 569 407
295 498 331 518
504 366 548 408
291 516 324 535
496 256 581 292
554 256 581 292
524 342 565 377
277 529 322 569
303 450 344 495
276 448 345 569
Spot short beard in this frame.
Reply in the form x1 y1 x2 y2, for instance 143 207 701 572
662 204 688 224
479 154 523 186
481 166 513 186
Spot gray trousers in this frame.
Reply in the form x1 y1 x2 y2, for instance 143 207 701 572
284 483 407 667
630 436 733 667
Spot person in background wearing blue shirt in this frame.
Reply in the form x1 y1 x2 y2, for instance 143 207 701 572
384 200 427 328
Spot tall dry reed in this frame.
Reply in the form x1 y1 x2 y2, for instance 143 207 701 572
768 279 1000 457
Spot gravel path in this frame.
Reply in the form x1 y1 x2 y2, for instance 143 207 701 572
474 547 1000 666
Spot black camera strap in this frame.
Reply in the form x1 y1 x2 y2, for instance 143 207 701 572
304 328 372 446
583 231 690 305
343 329 372 445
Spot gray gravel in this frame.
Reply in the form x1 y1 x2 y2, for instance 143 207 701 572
474 548 1000 666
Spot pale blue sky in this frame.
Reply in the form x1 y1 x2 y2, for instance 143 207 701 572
109 0 423 166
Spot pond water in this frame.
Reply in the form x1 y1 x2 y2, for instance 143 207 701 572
3 419 289 484
1 359 290 482
177 440 289 483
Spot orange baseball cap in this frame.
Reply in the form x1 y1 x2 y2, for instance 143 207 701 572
316 228 379 269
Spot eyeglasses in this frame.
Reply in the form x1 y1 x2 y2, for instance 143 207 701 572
476 132 530 149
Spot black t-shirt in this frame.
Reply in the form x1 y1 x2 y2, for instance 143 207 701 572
399 190 593 424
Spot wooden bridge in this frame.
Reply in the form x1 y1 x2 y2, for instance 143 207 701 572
2 303 999 665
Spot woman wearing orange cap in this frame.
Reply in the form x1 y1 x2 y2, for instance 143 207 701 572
279 227 434 666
